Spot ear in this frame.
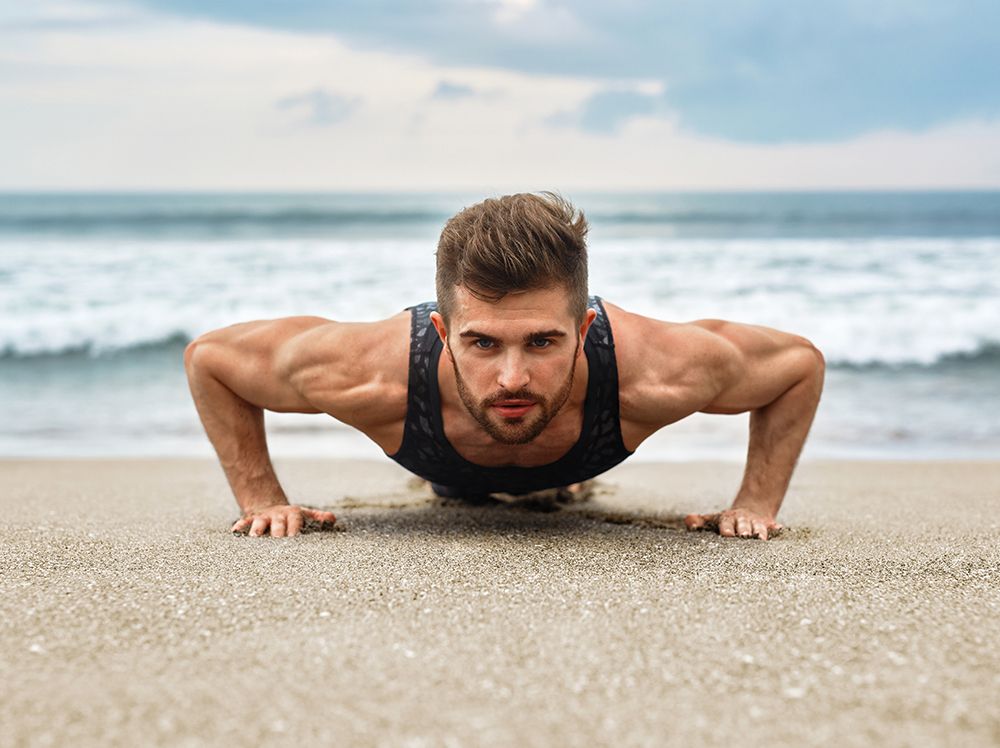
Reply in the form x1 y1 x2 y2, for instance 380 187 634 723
577 308 598 357
429 311 451 358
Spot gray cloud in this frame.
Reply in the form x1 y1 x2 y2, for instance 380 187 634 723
548 89 669 134
430 80 477 100
275 89 359 127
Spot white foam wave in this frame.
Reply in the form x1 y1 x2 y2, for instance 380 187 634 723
2 237 999 366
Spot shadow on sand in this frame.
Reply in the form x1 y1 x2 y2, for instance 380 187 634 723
322 479 699 536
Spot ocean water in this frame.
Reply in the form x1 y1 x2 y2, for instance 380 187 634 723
2 191 998 460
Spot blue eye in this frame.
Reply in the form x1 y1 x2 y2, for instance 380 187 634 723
475 339 495 350
530 338 552 348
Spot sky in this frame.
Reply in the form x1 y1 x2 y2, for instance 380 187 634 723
2 0 999 190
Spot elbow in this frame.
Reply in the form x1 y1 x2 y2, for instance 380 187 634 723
806 339 825 377
798 338 826 397
184 333 218 382
183 336 202 374
183 338 198 372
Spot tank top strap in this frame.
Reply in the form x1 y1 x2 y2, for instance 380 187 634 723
579 296 629 466
395 301 445 465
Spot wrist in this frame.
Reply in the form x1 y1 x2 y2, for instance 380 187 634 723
240 496 289 515
731 496 777 518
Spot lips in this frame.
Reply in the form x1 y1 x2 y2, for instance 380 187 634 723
492 400 536 419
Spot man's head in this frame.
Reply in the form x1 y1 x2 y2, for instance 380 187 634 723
435 192 589 323
430 193 596 445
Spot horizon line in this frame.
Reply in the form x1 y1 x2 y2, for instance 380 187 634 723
2 186 1000 195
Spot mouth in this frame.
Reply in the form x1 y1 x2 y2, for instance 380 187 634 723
491 400 537 419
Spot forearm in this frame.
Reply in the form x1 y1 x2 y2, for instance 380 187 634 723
185 345 289 514
732 354 824 519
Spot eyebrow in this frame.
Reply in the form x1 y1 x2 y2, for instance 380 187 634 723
459 329 568 343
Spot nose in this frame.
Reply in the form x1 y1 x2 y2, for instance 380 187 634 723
497 350 530 392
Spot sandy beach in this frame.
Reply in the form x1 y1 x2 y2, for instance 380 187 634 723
2 458 999 747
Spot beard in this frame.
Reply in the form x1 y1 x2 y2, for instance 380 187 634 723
450 351 577 446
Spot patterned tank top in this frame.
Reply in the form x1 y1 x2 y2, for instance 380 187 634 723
386 296 633 495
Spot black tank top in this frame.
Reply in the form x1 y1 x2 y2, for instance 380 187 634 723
386 296 633 494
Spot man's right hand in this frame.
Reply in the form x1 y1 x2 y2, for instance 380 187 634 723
231 504 338 537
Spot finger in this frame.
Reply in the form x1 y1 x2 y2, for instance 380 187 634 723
231 517 252 534
305 509 338 527
719 514 736 537
286 511 304 537
752 520 769 541
270 515 287 538
249 516 269 537
684 513 706 531
686 513 719 531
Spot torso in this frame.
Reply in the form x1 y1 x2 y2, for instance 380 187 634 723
382 298 634 494
322 297 683 466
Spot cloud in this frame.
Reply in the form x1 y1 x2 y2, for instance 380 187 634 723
131 0 1000 143
547 88 670 134
0 0 141 31
275 88 359 126
2 5 999 190
430 80 476 100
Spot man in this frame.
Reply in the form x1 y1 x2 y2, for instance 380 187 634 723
185 192 824 540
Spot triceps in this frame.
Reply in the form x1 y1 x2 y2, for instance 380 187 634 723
697 324 822 415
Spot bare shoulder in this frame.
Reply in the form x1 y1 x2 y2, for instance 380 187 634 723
602 301 747 442
604 300 822 443
603 301 738 390
276 310 412 432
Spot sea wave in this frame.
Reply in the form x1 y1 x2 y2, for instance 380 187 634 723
3 192 999 239
591 208 998 228
3 234 998 369
4 324 998 372
0 207 448 233
0 332 191 360
830 341 1000 370
5 207 998 239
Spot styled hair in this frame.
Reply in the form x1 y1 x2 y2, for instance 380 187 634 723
435 192 589 321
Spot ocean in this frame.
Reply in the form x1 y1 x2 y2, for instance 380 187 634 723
2 191 998 461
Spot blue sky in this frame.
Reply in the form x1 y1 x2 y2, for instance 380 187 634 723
2 0 999 189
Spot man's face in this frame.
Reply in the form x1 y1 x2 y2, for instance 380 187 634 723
431 286 596 445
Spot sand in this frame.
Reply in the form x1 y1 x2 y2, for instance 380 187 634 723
2 458 999 747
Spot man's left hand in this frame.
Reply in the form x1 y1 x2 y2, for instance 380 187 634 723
684 507 783 540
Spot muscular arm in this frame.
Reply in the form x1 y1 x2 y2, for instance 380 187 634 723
184 315 408 535
611 304 825 538
184 317 324 520
694 319 826 532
